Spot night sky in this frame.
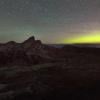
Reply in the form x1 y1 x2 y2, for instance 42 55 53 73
0 0 100 43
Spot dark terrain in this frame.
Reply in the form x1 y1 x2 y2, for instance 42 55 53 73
0 36 100 100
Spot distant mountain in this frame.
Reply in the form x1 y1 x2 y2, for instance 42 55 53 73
74 43 100 48
47 44 65 48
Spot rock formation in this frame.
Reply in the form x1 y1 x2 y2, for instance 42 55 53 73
0 36 61 66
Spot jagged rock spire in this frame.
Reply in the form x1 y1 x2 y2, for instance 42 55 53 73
23 36 35 44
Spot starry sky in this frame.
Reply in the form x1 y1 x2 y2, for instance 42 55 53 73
0 0 100 43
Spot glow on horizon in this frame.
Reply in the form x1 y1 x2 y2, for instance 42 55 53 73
62 31 100 44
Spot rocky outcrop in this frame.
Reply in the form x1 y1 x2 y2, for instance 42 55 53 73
1 36 100 66
0 38 100 99
0 36 61 66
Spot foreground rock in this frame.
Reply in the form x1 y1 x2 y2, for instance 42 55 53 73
0 63 100 100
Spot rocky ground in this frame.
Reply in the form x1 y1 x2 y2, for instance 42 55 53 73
0 62 100 100
0 36 100 100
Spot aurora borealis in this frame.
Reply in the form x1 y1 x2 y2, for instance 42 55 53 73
0 0 100 43
62 33 100 44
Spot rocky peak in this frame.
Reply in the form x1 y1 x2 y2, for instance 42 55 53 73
0 36 59 66
23 36 35 44
22 36 42 49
